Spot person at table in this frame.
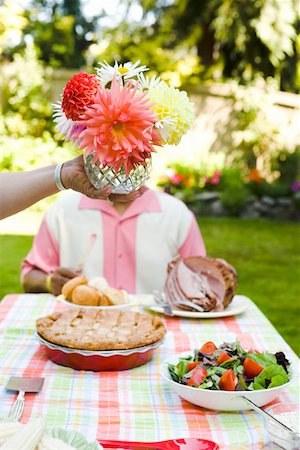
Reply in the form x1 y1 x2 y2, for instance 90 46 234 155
0 155 142 220
21 188 206 295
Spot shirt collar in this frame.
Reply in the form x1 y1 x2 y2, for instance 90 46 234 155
78 188 162 220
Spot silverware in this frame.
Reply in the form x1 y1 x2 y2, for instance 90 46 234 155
242 396 295 433
152 292 205 315
99 437 219 449
153 291 174 316
77 233 97 273
174 298 204 313
6 377 44 421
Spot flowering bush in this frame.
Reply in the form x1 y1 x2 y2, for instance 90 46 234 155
53 61 195 175
158 165 223 197
291 181 300 193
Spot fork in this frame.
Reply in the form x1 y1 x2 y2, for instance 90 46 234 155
153 291 174 316
152 292 204 315
7 391 24 421
174 298 205 313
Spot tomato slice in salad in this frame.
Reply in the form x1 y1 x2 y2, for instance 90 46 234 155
217 351 231 364
199 341 218 355
219 369 237 391
243 357 264 378
187 361 200 371
187 367 208 387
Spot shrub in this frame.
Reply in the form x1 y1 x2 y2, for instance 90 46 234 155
219 168 248 215
0 135 77 172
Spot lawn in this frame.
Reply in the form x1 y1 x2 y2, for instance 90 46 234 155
0 217 299 355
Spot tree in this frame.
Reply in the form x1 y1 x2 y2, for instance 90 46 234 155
22 0 99 68
0 0 27 58
114 0 299 91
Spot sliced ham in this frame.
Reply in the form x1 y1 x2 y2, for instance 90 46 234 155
164 256 238 312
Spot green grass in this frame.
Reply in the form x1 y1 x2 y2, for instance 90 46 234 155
0 235 33 296
0 218 299 355
199 218 300 355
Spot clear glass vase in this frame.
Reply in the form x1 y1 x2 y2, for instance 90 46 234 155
83 153 152 194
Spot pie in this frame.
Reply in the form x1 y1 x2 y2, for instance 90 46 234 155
36 309 166 351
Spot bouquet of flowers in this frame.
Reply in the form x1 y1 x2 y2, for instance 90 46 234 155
53 60 195 193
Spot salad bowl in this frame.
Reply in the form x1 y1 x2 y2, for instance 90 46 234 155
161 341 294 411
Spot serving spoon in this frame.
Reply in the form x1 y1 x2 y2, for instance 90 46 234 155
99 437 219 449
242 396 295 433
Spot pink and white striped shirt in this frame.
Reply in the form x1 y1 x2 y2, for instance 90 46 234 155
21 189 206 294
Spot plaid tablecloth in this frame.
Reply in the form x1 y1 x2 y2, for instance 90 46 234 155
0 294 298 449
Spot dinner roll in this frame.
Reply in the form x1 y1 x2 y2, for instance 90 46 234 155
98 294 114 306
61 275 88 300
72 285 100 306
102 287 126 306
88 276 109 292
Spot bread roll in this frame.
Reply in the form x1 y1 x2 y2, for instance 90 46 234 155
72 285 100 306
61 275 88 300
98 294 114 306
102 287 126 306
88 277 109 292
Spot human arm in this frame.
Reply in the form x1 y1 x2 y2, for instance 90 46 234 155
23 267 79 296
0 154 147 220
0 155 110 220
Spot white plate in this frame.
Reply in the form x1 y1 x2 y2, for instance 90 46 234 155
56 293 138 311
161 352 294 411
147 294 249 318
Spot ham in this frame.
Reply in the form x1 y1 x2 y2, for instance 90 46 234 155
164 256 238 312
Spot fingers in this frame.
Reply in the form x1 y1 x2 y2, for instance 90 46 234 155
50 267 79 295
61 155 148 202
108 186 148 203
86 186 112 200
56 267 80 278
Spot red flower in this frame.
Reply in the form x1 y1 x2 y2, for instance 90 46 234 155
77 78 161 175
62 72 100 120
247 168 262 183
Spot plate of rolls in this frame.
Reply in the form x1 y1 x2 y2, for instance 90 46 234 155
58 275 134 310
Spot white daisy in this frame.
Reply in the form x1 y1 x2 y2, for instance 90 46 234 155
154 117 176 143
136 73 161 92
52 101 74 139
121 60 149 80
96 60 149 87
96 61 119 87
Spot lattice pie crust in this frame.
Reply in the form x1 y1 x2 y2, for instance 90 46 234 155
36 309 166 351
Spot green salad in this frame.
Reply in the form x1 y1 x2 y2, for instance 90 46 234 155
168 340 291 391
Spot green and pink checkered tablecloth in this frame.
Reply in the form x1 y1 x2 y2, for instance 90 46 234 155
0 294 298 449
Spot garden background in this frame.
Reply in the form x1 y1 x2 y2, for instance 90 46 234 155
0 0 299 354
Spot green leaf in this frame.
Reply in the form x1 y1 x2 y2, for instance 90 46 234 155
252 364 289 390
247 352 276 367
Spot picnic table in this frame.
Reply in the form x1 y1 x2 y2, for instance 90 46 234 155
0 293 298 449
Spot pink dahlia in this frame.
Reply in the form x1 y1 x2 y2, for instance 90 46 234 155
62 72 100 120
77 78 161 175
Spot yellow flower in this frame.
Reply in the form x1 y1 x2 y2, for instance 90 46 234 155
148 82 195 145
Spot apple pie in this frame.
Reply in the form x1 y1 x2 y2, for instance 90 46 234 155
36 309 166 351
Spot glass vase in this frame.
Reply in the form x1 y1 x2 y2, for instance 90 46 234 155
83 153 152 194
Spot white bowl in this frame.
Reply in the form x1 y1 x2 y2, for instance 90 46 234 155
57 292 137 311
161 352 294 411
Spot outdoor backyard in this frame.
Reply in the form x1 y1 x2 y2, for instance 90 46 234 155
1 217 299 355
0 1 300 447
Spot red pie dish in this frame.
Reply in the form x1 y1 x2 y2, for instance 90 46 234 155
36 332 164 371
